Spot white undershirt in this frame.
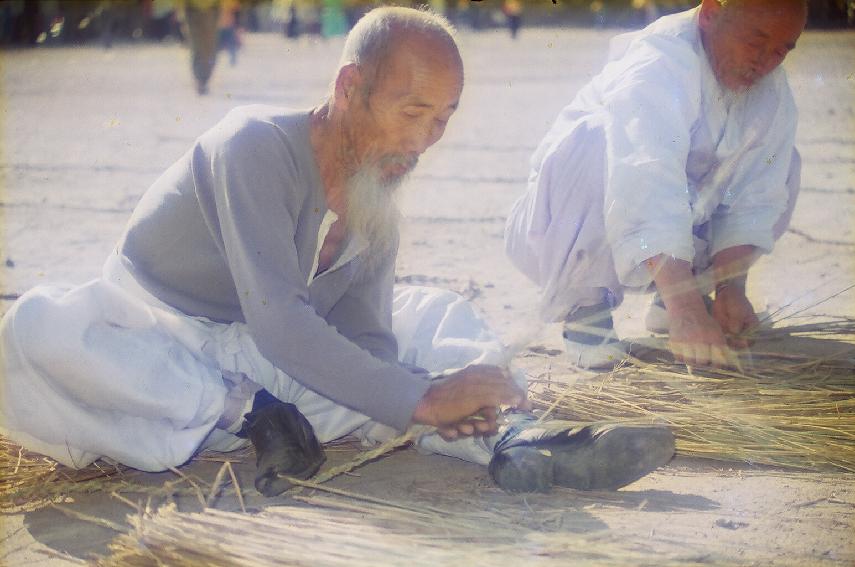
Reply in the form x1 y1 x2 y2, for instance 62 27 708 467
308 210 368 285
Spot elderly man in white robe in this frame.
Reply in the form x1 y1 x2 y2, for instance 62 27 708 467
1 7 675 496
505 0 806 369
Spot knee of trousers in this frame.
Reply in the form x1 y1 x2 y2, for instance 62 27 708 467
391 286 506 371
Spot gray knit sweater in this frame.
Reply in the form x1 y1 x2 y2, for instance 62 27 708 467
116 105 430 431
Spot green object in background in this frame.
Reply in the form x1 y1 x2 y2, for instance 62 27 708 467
321 0 348 37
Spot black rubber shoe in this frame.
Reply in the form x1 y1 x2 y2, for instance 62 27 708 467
488 422 675 493
236 396 325 497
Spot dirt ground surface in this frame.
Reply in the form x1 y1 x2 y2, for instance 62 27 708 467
1 24 854 566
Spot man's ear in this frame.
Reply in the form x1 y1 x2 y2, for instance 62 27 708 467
334 63 361 110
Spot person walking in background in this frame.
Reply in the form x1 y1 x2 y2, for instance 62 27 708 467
502 0 522 39
180 0 221 94
218 0 241 67
286 1 300 39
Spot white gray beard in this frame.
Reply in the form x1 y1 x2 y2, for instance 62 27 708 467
345 165 404 275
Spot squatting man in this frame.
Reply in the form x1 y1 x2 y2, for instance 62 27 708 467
0 8 673 496
506 0 806 370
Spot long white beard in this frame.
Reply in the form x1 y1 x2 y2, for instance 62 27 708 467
345 164 404 275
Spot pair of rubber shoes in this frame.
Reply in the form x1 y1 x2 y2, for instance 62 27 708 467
237 391 675 496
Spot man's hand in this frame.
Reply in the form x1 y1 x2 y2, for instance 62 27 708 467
709 245 760 350
712 284 759 349
667 303 737 368
411 364 527 441
646 254 739 368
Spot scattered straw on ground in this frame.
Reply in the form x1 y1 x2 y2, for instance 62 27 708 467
94 493 721 567
3 317 853 515
530 318 855 472
0 439 132 512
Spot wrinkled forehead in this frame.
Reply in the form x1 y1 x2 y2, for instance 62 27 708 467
373 33 464 102
720 0 806 42
723 0 807 26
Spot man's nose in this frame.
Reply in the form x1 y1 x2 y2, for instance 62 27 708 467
404 132 431 156
406 121 445 155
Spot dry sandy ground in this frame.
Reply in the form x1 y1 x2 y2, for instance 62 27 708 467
1 24 854 566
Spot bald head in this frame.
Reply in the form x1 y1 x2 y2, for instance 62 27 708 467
716 0 806 10
339 6 463 96
715 0 807 25
699 0 806 90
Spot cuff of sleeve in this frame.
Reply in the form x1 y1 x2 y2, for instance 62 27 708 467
710 229 775 258
611 235 695 288
360 365 433 432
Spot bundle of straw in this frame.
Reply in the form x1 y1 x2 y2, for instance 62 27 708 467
96 493 720 567
529 319 855 472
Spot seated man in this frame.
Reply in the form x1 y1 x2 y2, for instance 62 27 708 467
0 7 673 495
505 0 805 369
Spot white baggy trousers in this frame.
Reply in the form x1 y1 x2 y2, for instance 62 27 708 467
0 257 512 472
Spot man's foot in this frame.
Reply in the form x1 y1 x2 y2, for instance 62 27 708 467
236 391 325 496
563 303 628 369
488 420 675 492
644 293 714 334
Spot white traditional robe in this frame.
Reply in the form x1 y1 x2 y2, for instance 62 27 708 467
505 8 800 321
0 258 511 471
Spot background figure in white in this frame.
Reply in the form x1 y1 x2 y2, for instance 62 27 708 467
505 0 807 369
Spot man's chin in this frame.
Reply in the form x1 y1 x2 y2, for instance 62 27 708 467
383 164 413 182
725 72 761 92
381 167 413 188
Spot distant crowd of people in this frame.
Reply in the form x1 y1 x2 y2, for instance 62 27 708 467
3 0 853 49
0 0 250 47
1 0 852 97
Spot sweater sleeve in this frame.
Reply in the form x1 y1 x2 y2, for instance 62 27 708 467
195 115 430 431
600 35 702 287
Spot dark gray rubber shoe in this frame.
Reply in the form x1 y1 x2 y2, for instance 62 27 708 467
488 423 675 492
237 400 326 496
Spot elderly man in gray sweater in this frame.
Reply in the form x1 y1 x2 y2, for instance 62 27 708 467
0 7 673 495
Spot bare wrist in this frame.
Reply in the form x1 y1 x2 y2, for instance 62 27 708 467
665 295 708 317
411 391 435 426
715 279 746 297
